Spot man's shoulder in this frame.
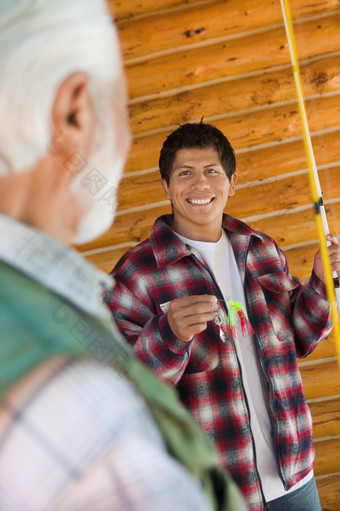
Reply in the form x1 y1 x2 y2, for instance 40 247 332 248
0 260 54 307
112 237 156 276
111 216 172 277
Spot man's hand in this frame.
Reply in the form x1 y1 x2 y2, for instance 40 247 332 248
313 234 340 283
167 295 218 343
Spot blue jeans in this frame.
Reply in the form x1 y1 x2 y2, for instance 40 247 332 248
265 477 321 511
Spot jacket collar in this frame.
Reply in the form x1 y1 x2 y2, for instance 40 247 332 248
150 214 263 268
222 214 263 240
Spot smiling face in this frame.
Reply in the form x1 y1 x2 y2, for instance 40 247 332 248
161 146 237 242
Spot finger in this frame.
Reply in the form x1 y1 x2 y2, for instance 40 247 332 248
169 305 217 330
170 296 218 316
328 252 340 275
176 322 208 343
328 246 340 258
326 234 339 245
172 294 218 308
182 310 218 326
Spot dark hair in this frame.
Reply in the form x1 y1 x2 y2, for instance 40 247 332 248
159 122 236 184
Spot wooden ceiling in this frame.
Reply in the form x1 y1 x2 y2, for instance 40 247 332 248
79 2 340 505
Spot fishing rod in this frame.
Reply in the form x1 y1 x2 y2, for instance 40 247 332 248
280 0 340 363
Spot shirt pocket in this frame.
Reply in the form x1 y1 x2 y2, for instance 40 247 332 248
257 271 299 343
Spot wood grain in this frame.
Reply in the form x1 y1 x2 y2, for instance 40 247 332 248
129 56 340 135
300 361 340 400
117 1 340 60
310 398 340 439
316 473 340 511
314 437 340 476
109 0 216 22
125 14 340 98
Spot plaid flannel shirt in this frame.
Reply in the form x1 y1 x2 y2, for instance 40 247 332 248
0 215 212 511
105 214 332 510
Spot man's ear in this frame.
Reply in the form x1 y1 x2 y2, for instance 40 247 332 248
228 173 238 196
161 178 171 200
51 73 94 157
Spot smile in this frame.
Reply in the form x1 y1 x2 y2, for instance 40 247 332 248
187 198 214 205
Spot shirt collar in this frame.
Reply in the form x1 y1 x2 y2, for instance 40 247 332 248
150 214 262 268
150 215 192 268
222 214 264 240
0 214 114 320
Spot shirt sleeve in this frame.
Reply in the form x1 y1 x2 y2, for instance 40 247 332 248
0 360 210 511
278 243 332 357
105 278 193 385
52 433 211 511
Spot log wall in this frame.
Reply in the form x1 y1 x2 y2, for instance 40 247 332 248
81 1 340 507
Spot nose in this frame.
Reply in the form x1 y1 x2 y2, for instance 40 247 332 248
190 173 210 190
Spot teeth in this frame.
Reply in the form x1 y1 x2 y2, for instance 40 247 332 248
188 198 212 205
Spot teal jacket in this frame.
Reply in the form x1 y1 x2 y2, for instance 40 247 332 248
0 261 247 511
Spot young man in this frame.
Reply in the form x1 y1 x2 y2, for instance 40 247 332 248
105 122 340 511
0 5 246 510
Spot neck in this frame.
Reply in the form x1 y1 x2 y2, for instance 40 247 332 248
171 218 223 242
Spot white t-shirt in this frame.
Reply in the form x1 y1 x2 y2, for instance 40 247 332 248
176 230 312 502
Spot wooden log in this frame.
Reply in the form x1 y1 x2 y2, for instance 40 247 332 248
248 201 340 248
310 398 340 439
124 14 340 99
135 92 340 150
125 123 340 177
108 0 214 22
314 437 340 476
116 164 340 218
285 243 321 282
300 360 340 400
84 246 136 274
316 474 340 511
118 0 340 61
128 56 340 135
235 130 340 183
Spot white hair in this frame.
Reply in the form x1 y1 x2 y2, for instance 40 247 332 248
0 0 124 174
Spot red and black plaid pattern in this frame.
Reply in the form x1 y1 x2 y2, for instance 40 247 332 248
105 214 332 510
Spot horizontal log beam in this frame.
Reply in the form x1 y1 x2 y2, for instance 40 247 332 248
84 245 136 274
117 1 340 60
109 0 214 22
135 92 340 150
125 14 340 98
310 398 340 439
248 201 340 247
314 437 340 476
300 360 340 400
129 56 340 135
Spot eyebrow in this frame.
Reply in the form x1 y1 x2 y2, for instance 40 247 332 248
174 162 221 170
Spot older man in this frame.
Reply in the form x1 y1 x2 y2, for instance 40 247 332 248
0 2 247 510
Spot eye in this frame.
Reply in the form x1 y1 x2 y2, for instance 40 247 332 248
179 170 191 176
206 168 218 174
